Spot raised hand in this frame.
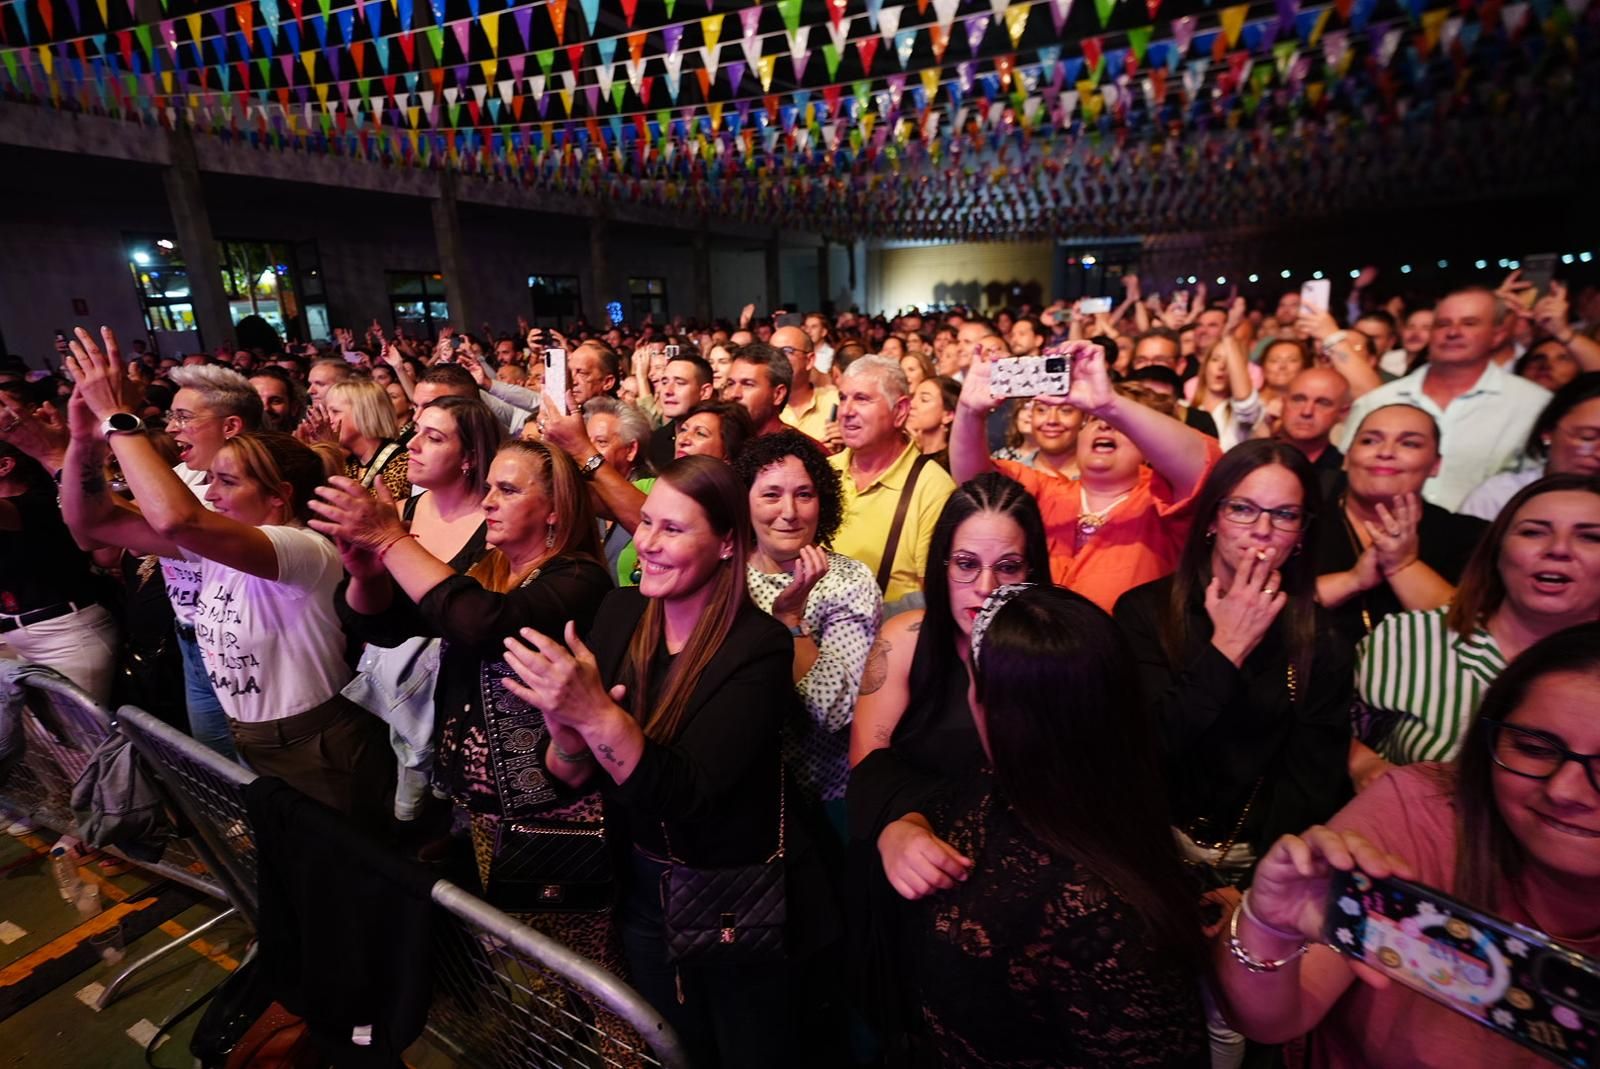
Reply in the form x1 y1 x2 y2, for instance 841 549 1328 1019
501 622 617 730
1246 826 1414 959
307 475 409 551
0 389 69 465
1064 340 1116 416
538 392 591 457
1532 280 1572 340
956 338 1000 414
769 545 829 626
62 327 129 421
1205 545 1287 667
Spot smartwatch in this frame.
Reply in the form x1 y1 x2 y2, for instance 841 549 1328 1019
100 412 144 438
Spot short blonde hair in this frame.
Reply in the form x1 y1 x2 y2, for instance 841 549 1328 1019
326 378 400 441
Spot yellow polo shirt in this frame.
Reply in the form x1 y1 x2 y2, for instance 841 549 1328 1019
828 440 957 604
781 384 840 443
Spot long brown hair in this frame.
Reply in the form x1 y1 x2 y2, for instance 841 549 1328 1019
622 456 751 743
1451 622 1600 910
1162 440 1321 687
466 440 602 594
216 431 338 524
1446 473 1600 637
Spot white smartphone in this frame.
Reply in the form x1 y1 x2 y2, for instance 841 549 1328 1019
1079 296 1114 315
544 347 568 415
1300 279 1332 316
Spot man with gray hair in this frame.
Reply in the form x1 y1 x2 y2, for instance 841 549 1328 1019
581 396 656 584
828 355 956 604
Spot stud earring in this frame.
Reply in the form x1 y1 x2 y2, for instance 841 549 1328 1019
1205 528 1216 543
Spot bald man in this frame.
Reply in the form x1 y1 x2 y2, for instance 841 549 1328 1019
773 324 838 446
1279 366 1352 502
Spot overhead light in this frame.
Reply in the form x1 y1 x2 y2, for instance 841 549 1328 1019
1348 269 1361 279
1496 258 1509 269
1175 276 1185 284
1248 273 1260 283
1508 260 1520 270
155 239 174 250
1582 252 1595 264
132 250 151 265
1438 259 1449 269
1187 275 1197 284
1475 259 1488 270
1216 276 1227 285
1081 254 1097 266
1312 270 1324 279
1280 269 1292 279
1400 264 1413 274
1563 254 1576 265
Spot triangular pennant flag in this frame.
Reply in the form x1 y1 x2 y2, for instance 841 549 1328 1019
929 24 949 60
576 0 599 34
895 29 916 65
484 11 500 55
1219 4 1247 47
1005 4 1029 43
822 42 841 79
1048 0 1073 31
880 4 902 42
758 53 776 90
703 13 725 50
549 0 568 41
964 14 989 53
825 12 850 51
1094 0 1115 28
452 20 470 58
857 35 879 71
1127 25 1152 62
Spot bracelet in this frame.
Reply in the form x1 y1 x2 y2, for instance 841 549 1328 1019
375 533 416 561
1228 893 1311 973
552 743 595 764
1241 888 1309 941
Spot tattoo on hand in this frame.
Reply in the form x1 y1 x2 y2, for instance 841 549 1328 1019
596 743 624 770
859 637 891 695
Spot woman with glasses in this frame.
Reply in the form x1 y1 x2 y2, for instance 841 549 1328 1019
1353 474 1600 785
1115 439 1354 882
1214 622 1600 1068
847 474 1052 1046
1461 373 1600 521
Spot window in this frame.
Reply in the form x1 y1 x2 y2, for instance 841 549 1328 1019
387 271 450 337
528 274 582 330
219 240 302 337
126 237 196 334
628 277 667 322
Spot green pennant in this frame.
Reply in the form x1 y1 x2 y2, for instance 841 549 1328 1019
776 0 802 36
317 0 331 23
656 108 670 141
357 77 371 100
1127 26 1152 64
255 57 270 86
536 49 554 76
611 81 625 111
1094 0 1117 29
1 50 19 87
134 24 155 64
1252 63 1273 90
852 80 871 111
822 43 841 80
664 0 676 18
427 27 445 64
448 101 460 126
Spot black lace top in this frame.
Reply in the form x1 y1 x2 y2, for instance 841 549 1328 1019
909 770 1208 1069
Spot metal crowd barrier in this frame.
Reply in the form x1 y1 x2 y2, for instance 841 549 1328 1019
111 704 691 1069
0 665 241 1007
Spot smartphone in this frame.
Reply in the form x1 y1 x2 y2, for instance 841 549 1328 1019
343 351 364 364
774 312 804 329
1325 869 1600 1067
544 347 568 415
990 355 1072 399
452 335 466 349
664 344 680 359
828 403 839 422
1079 296 1114 315
1300 279 1332 316
1522 253 1558 299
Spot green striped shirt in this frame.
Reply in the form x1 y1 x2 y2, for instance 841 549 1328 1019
1356 606 1507 765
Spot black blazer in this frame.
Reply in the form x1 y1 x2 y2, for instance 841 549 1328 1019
585 586 799 868
1114 576 1354 857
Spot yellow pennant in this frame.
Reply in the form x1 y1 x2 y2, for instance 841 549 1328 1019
484 11 501 55
921 67 940 99
1005 5 1029 47
1219 3 1248 47
758 54 776 91
702 13 725 51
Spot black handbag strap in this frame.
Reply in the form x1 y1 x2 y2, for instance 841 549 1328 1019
662 767 785 865
875 451 932 594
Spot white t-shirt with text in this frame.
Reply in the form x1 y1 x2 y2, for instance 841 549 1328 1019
160 462 212 628
190 525 351 723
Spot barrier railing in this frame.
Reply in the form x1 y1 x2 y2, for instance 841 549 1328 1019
111 704 691 1069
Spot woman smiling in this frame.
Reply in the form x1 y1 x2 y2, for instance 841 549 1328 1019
734 431 882 829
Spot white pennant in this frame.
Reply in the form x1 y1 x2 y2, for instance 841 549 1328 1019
700 42 722 80
988 0 1009 17
626 58 646 94
787 24 811 59
559 70 577 93
931 0 960 32
663 51 683 97
1501 1 1529 31
471 83 488 105
879 5 902 43
497 79 514 104
526 75 545 102
826 14 852 53
596 63 616 99
1376 27 1402 65
444 86 460 104
742 35 762 75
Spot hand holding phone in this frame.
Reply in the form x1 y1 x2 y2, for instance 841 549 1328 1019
1300 279 1332 317
544 348 569 415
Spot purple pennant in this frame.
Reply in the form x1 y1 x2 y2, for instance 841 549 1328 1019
738 5 761 39
964 14 989 55
663 24 684 54
452 21 471 58
792 47 808 81
727 62 744 94
280 54 296 83
585 83 600 112
454 63 469 84
514 7 532 46
509 53 525 80
63 0 80 33
325 46 341 80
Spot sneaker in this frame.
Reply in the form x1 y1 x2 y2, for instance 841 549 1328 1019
2 814 36 837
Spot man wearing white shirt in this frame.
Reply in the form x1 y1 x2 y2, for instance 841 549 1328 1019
1340 288 1550 510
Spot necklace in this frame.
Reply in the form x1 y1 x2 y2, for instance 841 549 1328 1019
1077 485 1133 538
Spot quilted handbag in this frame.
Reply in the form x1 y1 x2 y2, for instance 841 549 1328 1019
485 795 614 913
659 774 787 965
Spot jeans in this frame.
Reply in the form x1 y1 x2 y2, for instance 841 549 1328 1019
176 627 237 762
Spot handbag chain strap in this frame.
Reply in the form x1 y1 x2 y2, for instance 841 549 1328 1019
1198 661 1298 859
661 764 785 864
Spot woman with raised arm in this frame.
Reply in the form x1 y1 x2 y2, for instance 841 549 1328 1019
59 327 392 827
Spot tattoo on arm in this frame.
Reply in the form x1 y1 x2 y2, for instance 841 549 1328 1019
79 457 106 496
859 637 891 696
595 743 625 770
872 723 893 746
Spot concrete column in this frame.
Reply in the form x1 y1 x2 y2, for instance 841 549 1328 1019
817 239 832 314
589 214 614 326
764 230 781 312
162 126 232 351
691 224 712 324
431 170 473 330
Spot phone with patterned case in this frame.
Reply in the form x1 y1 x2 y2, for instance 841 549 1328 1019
1324 869 1600 1067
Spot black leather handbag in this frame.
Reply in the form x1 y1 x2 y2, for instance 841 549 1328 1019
659 774 787 964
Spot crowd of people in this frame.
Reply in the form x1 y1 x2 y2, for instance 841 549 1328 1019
2 264 1599 1069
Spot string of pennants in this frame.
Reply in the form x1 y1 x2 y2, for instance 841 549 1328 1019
1 0 1596 238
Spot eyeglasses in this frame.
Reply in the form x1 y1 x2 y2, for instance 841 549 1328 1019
1484 720 1600 795
165 411 213 430
1217 497 1309 532
947 554 1029 585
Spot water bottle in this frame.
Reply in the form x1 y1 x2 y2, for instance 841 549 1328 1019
78 884 125 964
49 844 82 902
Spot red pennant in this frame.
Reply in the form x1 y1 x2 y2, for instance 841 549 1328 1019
1081 35 1102 72
565 42 584 72
640 75 653 104
119 29 136 67
1211 31 1228 61
233 59 250 89
276 86 291 108
695 67 712 98
287 0 304 27
382 74 397 99
1146 0 1162 18
822 83 842 112
399 31 415 65
38 0 53 39
1333 0 1354 18
620 0 638 26
429 67 445 93
827 0 844 29
857 35 879 73
1226 50 1248 80
764 93 779 120
350 39 366 74
468 99 481 124
235 1 254 41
